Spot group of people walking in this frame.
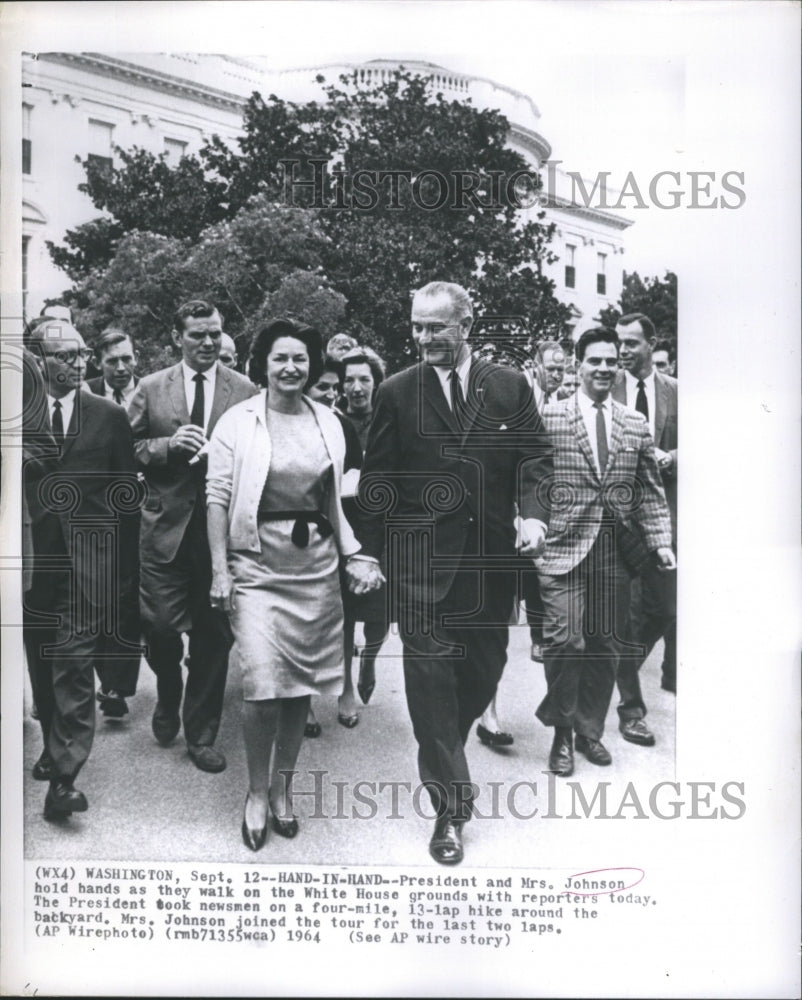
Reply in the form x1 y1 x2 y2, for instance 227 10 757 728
22 282 676 865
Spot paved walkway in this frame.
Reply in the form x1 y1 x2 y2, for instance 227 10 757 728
23 614 675 867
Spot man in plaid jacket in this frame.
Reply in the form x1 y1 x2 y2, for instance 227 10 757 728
534 326 675 777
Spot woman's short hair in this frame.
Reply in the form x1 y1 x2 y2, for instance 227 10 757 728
341 347 386 397
247 318 324 389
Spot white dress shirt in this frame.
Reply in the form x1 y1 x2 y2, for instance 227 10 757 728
181 361 217 432
623 368 656 439
431 354 472 410
102 377 138 410
47 389 76 437
577 390 612 475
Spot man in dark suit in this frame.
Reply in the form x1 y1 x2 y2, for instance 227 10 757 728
85 326 143 716
535 326 675 777
612 312 678 746
23 319 141 820
128 300 257 773
86 327 140 410
357 281 552 864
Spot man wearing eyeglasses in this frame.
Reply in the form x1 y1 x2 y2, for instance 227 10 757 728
357 281 553 865
23 319 140 822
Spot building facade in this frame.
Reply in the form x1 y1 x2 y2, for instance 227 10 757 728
21 53 632 335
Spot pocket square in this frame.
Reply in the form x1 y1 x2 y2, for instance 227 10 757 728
498 423 508 431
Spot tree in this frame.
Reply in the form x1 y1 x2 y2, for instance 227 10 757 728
52 69 571 373
65 196 343 373
599 270 678 348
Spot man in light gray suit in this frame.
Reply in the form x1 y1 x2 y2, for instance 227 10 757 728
128 301 257 772
612 312 678 747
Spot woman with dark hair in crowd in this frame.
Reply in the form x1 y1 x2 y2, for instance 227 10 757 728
337 348 391 722
206 318 383 851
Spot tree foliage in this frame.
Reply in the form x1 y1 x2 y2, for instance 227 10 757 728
51 69 571 374
599 270 678 347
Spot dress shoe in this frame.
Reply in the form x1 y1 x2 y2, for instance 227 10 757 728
152 703 180 746
32 751 54 782
575 734 612 766
304 721 322 738
241 794 268 852
620 718 656 747
337 712 359 729
44 780 88 821
530 642 544 662
429 815 464 865
268 795 299 838
476 723 514 747
357 654 376 705
187 744 226 773
97 689 128 718
548 728 574 777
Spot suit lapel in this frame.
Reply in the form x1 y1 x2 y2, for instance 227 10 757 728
422 364 460 435
59 391 82 460
569 399 600 481
168 364 190 425
604 402 626 480
653 372 668 444
208 364 232 437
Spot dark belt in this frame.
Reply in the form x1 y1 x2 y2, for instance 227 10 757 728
257 509 333 548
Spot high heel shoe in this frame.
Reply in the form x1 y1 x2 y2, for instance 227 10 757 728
357 649 376 705
268 794 299 839
241 794 268 852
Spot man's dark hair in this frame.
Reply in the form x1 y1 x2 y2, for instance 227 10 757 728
96 327 135 357
617 312 657 342
575 326 620 362
247 318 324 389
654 338 674 361
173 300 220 333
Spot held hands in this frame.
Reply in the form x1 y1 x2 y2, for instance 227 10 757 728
168 424 207 459
517 517 547 558
209 569 235 613
655 547 677 572
345 557 385 595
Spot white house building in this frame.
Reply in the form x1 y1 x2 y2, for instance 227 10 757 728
21 53 632 336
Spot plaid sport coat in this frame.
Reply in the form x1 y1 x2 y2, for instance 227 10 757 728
535 394 672 576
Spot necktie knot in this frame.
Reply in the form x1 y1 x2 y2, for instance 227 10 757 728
193 373 205 383
53 400 62 411
637 379 645 390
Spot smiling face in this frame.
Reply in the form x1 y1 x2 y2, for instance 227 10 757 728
172 312 222 372
100 336 137 390
307 370 340 407
617 320 653 379
343 361 375 415
266 336 310 396
579 338 619 402
411 290 471 368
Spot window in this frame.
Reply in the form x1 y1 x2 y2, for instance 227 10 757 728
564 244 576 289
163 137 188 164
22 103 32 174
596 252 607 295
87 118 114 172
22 236 30 318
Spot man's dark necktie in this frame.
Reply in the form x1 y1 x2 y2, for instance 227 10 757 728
635 379 648 420
51 399 64 447
190 372 206 428
593 401 609 474
113 387 123 405
449 369 466 427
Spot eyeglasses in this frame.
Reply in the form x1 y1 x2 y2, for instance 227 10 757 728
43 348 93 366
411 321 467 337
